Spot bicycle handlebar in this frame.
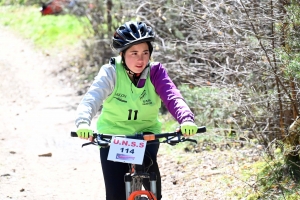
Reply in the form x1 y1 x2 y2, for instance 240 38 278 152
71 126 206 147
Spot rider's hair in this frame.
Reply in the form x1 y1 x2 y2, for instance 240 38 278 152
112 21 155 55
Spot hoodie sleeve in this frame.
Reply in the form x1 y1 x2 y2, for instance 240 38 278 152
150 62 194 124
75 63 116 127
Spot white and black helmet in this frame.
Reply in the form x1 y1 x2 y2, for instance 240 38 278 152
112 21 155 53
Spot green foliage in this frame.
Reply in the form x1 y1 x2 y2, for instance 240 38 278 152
226 151 300 199
245 151 300 199
0 6 90 49
278 48 300 79
276 2 300 79
159 113 178 132
0 0 41 6
179 85 238 130
246 194 260 200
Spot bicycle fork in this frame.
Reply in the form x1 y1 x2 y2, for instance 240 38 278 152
124 172 157 200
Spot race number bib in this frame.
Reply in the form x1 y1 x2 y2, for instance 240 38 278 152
107 136 147 165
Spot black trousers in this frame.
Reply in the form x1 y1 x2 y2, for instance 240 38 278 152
100 141 162 200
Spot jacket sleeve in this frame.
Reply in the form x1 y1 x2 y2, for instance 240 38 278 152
75 64 116 127
150 62 195 124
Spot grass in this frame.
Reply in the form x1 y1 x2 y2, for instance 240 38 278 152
0 5 90 50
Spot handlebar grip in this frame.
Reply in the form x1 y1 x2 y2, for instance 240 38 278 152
71 132 78 137
197 126 206 133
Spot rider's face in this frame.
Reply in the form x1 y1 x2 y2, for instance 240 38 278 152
122 42 150 74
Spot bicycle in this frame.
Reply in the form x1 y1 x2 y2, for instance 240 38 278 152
71 126 206 200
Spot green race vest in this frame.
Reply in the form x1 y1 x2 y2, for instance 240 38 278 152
96 56 162 135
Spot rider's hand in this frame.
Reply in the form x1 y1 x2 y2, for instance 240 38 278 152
180 121 198 137
76 123 93 140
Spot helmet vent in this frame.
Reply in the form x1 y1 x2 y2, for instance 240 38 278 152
130 24 138 34
123 32 135 41
112 21 155 53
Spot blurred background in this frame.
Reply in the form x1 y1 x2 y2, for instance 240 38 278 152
1 0 300 199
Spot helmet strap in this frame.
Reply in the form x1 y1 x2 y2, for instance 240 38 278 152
121 54 135 74
121 54 141 86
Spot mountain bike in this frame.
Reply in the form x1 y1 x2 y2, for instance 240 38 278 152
71 126 206 200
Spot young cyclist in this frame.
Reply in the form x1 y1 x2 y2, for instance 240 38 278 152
75 21 198 200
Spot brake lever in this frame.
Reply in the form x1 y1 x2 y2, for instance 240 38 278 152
182 138 197 144
162 135 179 146
82 142 96 147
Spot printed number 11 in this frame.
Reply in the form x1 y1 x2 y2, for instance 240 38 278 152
128 109 138 120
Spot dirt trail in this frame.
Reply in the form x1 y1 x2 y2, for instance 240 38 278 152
0 26 104 200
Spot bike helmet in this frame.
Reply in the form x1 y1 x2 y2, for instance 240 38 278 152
112 21 155 53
